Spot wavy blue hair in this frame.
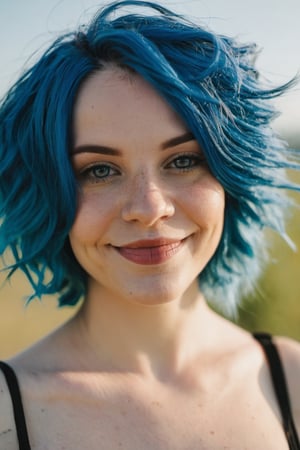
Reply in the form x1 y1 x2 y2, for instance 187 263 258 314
0 0 299 315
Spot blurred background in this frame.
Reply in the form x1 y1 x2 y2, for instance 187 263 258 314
0 0 299 358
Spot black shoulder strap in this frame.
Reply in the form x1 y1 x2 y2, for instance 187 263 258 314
0 361 31 450
253 332 300 450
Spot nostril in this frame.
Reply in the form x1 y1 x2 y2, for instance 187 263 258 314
121 186 175 225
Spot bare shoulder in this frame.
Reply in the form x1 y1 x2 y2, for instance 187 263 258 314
274 336 300 431
274 336 300 387
0 366 18 449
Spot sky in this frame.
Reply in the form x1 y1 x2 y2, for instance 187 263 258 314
1 0 299 137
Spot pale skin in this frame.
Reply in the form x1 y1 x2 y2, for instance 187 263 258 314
0 67 299 449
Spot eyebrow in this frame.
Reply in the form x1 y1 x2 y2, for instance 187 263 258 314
71 132 195 155
71 145 121 156
161 132 195 150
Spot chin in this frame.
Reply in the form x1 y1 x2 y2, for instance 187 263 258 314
119 277 199 307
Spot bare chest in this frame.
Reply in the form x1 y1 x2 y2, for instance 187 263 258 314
26 381 289 450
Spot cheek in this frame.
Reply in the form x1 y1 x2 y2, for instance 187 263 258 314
69 191 116 245
179 178 225 229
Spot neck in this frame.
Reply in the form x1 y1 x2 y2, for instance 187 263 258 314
70 280 224 378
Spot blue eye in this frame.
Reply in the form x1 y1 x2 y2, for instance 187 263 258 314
79 163 119 184
173 156 196 169
167 154 204 171
91 165 112 178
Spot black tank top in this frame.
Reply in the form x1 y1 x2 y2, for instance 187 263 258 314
0 333 299 450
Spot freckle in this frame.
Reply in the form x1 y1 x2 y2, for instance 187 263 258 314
0 429 12 436
210 430 215 435
151 401 161 407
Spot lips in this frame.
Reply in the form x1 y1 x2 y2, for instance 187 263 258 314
114 238 185 265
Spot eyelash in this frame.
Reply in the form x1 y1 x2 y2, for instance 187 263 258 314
165 153 205 172
76 152 205 184
78 163 120 184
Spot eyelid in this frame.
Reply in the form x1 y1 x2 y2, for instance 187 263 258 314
164 151 205 166
78 160 117 173
168 140 205 157
72 151 117 166
75 161 121 185
71 151 119 170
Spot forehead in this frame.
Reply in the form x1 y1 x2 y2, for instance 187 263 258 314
72 67 188 145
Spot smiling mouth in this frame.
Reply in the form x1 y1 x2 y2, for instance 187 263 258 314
114 239 186 265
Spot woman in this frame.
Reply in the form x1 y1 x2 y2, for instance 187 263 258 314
0 1 299 449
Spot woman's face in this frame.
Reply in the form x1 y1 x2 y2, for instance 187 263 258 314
69 68 225 305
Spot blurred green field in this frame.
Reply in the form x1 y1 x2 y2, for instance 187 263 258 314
234 214 300 341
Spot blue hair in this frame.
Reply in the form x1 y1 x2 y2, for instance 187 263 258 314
0 0 299 314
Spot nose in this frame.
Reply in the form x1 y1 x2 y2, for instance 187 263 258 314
121 172 175 226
